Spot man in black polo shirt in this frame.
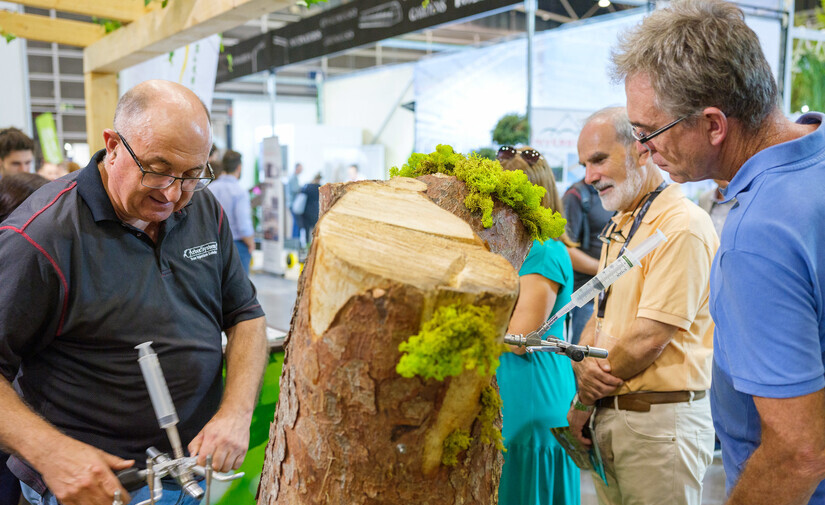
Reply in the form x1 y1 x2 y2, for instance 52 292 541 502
0 80 268 505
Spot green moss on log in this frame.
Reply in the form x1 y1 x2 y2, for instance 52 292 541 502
478 386 505 451
442 429 472 466
390 144 566 242
396 304 506 382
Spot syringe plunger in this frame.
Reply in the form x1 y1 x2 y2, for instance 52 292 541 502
626 229 667 263
570 229 667 308
136 341 179 429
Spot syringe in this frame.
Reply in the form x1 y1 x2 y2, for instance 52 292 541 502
135 342 183 458
135 342 203 499
515 229 667 342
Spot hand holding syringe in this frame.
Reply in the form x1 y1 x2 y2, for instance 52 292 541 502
504 230 667 361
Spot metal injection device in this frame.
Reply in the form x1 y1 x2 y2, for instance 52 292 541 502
504 230 667 360
116 342 243 505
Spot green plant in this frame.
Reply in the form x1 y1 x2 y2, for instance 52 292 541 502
470 147 497 160
92 17 122 33
492 113 529 146
390 145 566 242
396 304 505 381
0 30 15 43
789 0 825 113
792 41 825 113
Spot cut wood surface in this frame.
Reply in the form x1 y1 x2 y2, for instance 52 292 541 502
319 173 533 271
259 176 533 504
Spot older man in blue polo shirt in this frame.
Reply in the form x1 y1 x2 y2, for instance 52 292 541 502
0 80 268 505
613 1 825 504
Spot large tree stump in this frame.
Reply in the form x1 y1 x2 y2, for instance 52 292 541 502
259 176 532 504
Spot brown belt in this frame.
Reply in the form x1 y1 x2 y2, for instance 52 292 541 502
595 390 706 412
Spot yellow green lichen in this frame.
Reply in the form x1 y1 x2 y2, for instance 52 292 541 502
396 304 506 381
389 145 566 242
442 429 472 466
439 387 506 467
477 386 505 451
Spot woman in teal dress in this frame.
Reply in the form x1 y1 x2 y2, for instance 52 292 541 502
496 146 579 505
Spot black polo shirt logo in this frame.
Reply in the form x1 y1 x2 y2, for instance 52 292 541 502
184 242 218 261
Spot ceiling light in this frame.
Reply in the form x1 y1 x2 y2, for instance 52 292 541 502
598 0 611 7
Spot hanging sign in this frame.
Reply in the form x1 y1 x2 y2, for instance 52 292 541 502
216 0 519 83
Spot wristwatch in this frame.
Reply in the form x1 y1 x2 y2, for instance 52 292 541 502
572 393 594 412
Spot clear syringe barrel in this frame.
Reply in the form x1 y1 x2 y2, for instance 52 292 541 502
570 229 667 307
136 341 179 429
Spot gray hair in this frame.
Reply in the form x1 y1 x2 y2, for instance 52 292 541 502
610 0 777 131
583 106 635 149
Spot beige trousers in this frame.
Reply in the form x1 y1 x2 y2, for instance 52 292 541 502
589 394 715 505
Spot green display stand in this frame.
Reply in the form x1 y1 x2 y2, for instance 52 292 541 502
212 350 284 503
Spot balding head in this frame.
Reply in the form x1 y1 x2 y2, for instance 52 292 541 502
582 106 635 150
101 80 214 231
113 80 211 143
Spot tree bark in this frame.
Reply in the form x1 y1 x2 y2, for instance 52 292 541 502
259 176 532 504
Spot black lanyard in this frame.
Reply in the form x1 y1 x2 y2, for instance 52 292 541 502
596 182 668 318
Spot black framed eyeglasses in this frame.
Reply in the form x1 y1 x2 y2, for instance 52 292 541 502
116 131 214 192
497 146 543 165
630 116 686 145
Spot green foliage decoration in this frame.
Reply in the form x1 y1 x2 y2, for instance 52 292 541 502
477 386 505 451
390 144 463 178
789 1 825 114
92 17 122 33
390 145 566 242
470 147 497 160
792 42 825 113
491 113 529 146
442 429 472 466
1 30 15 43
396 304 506 381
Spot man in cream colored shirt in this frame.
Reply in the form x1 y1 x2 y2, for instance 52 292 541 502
567 106 718 505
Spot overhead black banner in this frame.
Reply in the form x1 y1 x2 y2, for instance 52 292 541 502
217 0 519 83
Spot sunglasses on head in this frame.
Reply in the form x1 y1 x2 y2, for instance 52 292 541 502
496 146 542 165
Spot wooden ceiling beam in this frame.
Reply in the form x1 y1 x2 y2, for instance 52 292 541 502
1 0 149 23
84 0 292 74
0 10 105 47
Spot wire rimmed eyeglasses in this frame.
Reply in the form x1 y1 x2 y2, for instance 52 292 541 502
631 116 686 145
116 131 214 192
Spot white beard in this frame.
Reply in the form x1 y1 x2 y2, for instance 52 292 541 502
598 156 645 212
